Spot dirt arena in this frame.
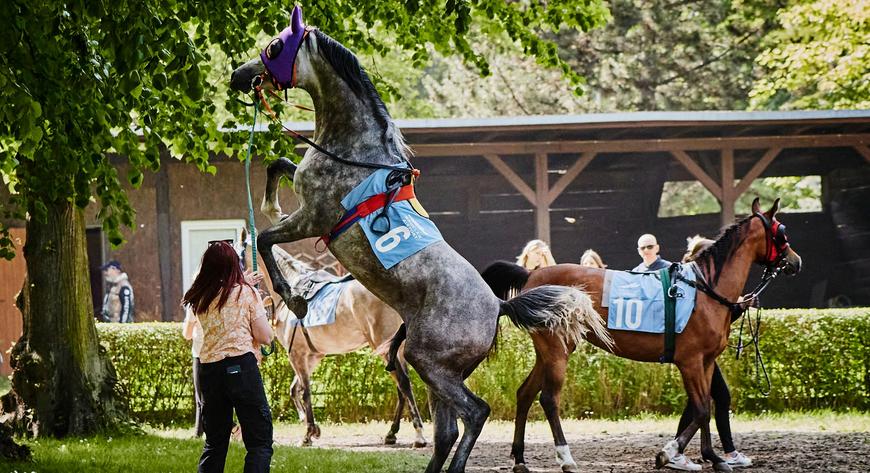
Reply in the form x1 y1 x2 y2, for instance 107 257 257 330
274 416 870 472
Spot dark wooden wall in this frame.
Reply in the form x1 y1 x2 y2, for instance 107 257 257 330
413 149 869 308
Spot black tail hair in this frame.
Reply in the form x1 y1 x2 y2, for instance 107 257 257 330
480 260 530 299
385 323 406 372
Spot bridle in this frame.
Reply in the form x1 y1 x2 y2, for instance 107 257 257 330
238 24 419 178
679 212 791 320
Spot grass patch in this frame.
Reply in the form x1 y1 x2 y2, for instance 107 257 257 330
0 433 428 473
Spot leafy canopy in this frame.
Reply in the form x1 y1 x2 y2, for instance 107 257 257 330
0 0 609 258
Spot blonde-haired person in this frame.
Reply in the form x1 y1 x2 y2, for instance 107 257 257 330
579 249 607 269
183 240 274 473
516 239 556 270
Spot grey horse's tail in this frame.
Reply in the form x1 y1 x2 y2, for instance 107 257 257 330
262 157 298 225
499 285 614 351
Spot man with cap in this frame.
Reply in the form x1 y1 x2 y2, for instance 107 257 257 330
632 234 671 272
101 260 135 323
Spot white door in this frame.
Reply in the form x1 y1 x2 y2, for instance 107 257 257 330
181 220 246 293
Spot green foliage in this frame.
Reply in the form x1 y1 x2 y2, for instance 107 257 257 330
0 434 428 473
659 176 821 217
0 0 610 257
99 308 868 426
750 0 870 110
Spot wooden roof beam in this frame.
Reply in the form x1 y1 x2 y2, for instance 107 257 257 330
483 154 537 205
733 148 782 198
411 133 870 156
670 150 723 200
547 152 597 205
854 145 870 164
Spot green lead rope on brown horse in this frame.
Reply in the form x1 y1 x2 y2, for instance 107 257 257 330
659 267 677 363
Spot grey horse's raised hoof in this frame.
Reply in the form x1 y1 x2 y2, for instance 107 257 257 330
512 463 530 473
713 461 733 472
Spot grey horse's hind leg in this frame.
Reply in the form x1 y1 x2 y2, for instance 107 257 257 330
426 391 459 473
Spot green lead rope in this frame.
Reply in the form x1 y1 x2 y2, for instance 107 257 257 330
659 267 676 363
243 101 275 358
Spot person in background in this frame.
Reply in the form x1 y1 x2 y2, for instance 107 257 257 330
182 240 274 473
580 249 607 269
101 260 134 323
674 235 752 470
516 239 556 270
182 306 205 438
632 233 671 272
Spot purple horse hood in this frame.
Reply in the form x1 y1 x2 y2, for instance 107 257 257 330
261 5 311 89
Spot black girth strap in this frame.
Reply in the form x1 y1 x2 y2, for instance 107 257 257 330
659 267 677 363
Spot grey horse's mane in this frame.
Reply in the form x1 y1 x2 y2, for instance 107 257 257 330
312 30 413 161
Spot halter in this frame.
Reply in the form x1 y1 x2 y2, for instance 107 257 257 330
242 6 419 178
676 212 791 320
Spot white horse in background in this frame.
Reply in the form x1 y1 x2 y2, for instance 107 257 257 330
268 245 427 448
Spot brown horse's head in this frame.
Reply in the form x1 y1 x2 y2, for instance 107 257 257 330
749 198 802 275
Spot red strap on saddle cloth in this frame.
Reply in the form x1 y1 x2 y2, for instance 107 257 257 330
316 184 417 250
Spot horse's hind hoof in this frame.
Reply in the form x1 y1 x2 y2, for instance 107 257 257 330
413 440 427 448
298 439 312 447
384 434 397 445
655 451 670 469
562 464 579 473
512 464 530 473
713 462 733 472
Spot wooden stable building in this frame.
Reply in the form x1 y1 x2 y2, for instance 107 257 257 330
1 110 868 373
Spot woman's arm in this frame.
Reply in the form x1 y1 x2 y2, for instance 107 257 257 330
181 308 197 340
251 314 274 346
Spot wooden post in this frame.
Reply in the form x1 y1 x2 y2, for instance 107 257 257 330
721 149 735 226
535 153 550 244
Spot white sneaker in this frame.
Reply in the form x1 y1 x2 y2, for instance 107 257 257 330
725 451 752 468
666 453 702 471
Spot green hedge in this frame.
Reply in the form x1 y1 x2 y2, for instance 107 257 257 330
98 308 868 426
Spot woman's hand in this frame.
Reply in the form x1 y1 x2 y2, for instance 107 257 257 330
244 270 264 286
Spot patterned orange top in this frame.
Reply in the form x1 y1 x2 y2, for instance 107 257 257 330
195 285 267 363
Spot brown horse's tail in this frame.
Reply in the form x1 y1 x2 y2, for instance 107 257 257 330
499 285 614 351
261 157 298 225
481 260 530 299
384 323 406 372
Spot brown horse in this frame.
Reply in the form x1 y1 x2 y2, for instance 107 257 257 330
480 199 801 473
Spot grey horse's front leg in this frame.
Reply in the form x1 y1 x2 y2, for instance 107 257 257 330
257 211 315 316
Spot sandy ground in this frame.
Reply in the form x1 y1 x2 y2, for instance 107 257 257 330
268 415 870 472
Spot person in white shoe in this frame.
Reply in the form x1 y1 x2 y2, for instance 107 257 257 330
664 236 753 471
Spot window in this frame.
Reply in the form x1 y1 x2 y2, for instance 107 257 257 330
180 220 246 293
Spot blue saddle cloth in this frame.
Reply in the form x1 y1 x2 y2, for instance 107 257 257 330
604 266 697 334
341 168 444 270
288 280 348 328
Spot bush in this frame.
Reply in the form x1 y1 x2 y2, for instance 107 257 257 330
98 308 868 426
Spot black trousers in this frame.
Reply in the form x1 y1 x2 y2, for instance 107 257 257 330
198 352 273 473
193 357 204 437
677 363 735 453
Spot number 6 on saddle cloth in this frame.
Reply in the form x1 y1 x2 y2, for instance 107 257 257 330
321 168 444 269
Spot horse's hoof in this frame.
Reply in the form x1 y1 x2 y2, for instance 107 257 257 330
384 434 397 445
655 451 670 469
413 440 428 448
298 439 312 447
562 464 579 473
310 425 321 439
512 464 530 473
713 462 733 472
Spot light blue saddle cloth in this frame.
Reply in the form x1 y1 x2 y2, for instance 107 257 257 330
602 266 697 333
341 168 444 269
288 280 347 328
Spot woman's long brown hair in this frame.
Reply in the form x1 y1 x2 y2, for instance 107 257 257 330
182 241 250 315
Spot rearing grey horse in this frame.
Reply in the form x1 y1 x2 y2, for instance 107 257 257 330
230 7 612 472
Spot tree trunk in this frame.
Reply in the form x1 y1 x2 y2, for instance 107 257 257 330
2 199 127 437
